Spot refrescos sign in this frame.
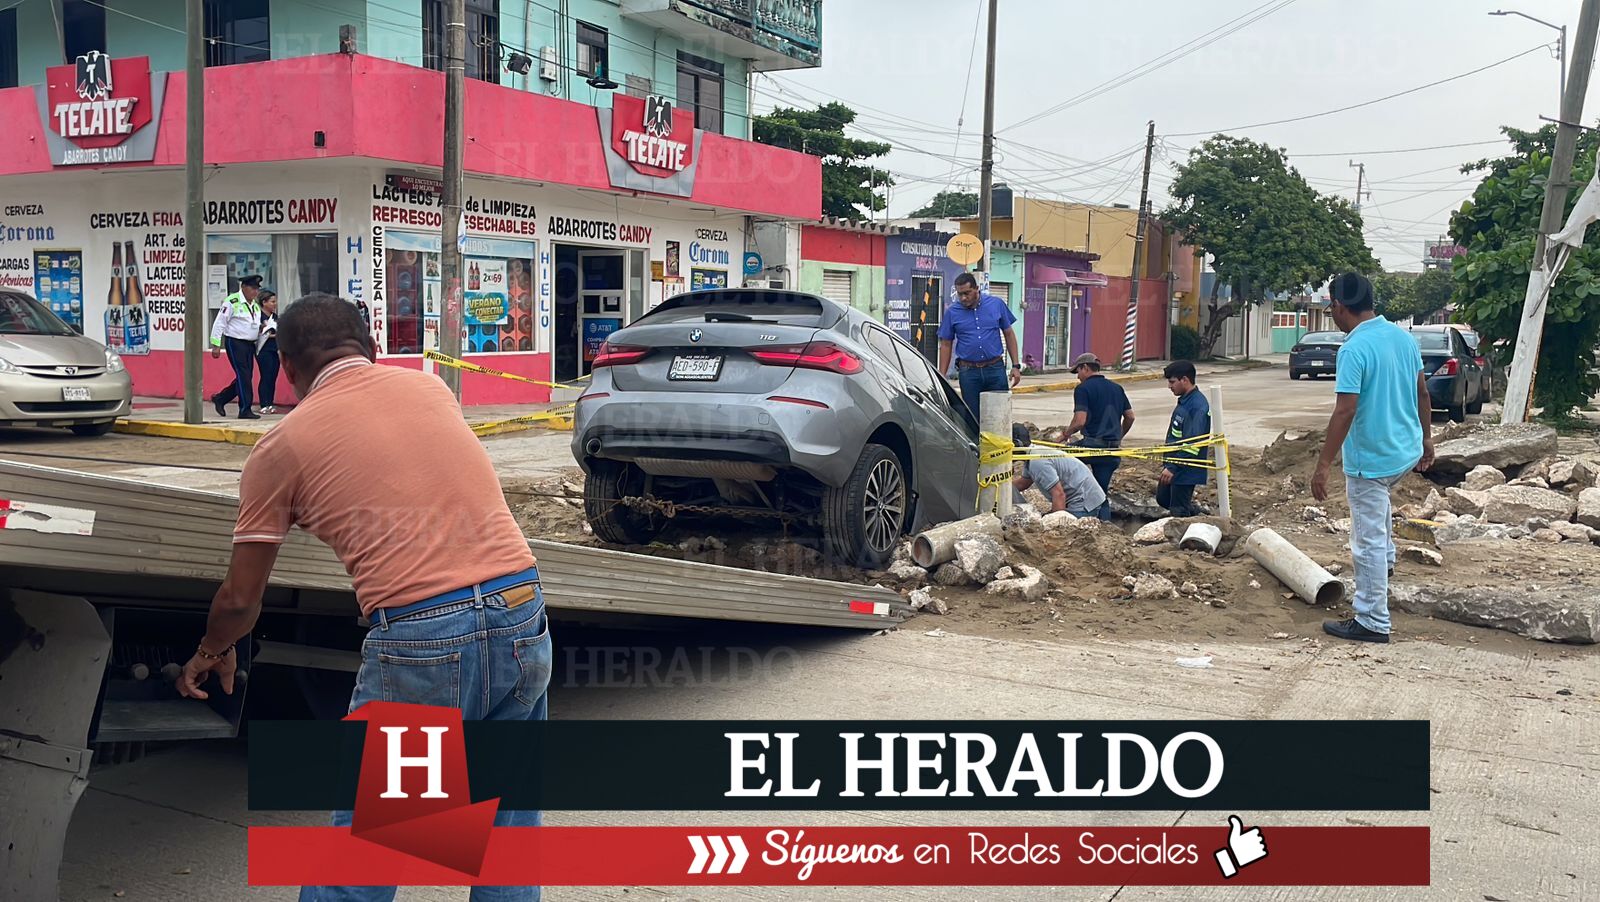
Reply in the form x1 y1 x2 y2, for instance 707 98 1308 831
36 54 167 166
597 94 704 198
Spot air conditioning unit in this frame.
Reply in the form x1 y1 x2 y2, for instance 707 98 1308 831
538 46 559 82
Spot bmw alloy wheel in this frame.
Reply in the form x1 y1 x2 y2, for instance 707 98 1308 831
863 458 906 553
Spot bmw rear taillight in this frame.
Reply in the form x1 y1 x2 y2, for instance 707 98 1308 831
591 342 648 368
748 340 864 375
1436 358 1459 377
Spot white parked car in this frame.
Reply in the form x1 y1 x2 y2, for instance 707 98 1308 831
0 290 132 436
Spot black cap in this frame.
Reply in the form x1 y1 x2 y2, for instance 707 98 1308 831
1011 423 1032 448
240 274 263 288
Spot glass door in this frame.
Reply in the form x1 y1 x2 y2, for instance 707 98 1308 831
577 249 626 377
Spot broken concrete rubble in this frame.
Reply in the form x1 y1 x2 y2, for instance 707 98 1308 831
1533 529 1563 544
1547 458 1594 488
954 535 1007 583
1552 521 1597 543
1002 506 1044 531
887 560 928 586
1578 487 1600 530
1133 518 1174 545
1400 546 1443 566
1390 584 1599 644
1123 572 1178 600
993 566 1015 581
1508 476 1550 490
1463 465 1507 492
1431 423 1559 476
1072 517 1104 531
909 587 949 615
1041 510 1077 531
985 564 1048 601
1444 488 1489 518
1482 484 1578 525
933 563 970 586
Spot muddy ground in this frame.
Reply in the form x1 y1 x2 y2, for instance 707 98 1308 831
503 422 1600 658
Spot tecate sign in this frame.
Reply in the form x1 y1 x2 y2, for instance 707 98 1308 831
37 54 166 166
598 93 703 199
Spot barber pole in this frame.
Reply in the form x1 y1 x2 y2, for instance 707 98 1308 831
1120 295 1139 369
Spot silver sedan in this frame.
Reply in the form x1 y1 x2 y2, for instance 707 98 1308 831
0 291 132 436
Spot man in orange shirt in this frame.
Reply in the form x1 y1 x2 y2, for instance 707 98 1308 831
178 294 551 902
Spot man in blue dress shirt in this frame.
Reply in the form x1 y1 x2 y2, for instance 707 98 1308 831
937 272 1022 421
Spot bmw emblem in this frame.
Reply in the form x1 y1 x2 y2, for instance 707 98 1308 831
689 329 703 342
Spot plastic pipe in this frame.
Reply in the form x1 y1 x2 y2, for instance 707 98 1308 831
1243 527 1346 606
1180 522 1222 555
911 513 1003 569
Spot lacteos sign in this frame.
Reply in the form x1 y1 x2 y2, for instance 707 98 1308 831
37 53 167 166
598 93 704 199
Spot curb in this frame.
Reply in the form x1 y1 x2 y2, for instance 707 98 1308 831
1013 371 1165 395
114 419 265 446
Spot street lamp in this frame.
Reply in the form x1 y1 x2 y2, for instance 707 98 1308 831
1490 9 1567 106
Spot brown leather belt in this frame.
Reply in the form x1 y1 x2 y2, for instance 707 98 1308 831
956 356 1004 369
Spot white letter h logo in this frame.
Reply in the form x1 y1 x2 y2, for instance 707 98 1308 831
379 726 451 799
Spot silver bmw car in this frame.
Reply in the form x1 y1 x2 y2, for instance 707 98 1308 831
0 290 132 436
572 288 980 568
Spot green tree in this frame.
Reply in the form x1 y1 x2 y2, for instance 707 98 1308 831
1374 269 1453 323
909 190 979 218
1451 125 1600 422
754 102 893 220
1162 136 1378 357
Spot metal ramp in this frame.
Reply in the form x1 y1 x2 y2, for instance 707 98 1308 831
0 460 910 629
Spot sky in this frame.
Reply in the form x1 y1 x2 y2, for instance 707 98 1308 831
752 0 1591 271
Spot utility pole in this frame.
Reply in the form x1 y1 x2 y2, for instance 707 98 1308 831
1502 0 1599 424
1120 120 1156 370
182 0 205 424
1348 160 1370 211
975 0 998 273
439 0 467 400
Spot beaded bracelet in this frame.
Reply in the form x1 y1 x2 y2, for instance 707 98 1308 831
196 643 235 661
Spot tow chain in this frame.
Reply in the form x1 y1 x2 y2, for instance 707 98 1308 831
618 494 802 524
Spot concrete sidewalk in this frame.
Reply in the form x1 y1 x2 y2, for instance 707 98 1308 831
115 397 574 445
114 357 1281 445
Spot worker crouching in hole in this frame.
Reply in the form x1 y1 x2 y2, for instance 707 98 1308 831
1010 423 1107 518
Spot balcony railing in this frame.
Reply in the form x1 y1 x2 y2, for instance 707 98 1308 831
683 0 752 19
754 0 820 51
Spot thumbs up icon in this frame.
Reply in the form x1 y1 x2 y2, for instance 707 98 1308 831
1214 815 1268 878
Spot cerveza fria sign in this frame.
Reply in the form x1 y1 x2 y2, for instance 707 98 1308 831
35 53 167 167
597 93 704 199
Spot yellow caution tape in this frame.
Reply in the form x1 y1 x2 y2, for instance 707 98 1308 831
424 349 590 392
469 405 576 435
981 432 1233 472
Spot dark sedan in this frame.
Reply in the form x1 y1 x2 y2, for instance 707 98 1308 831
1288 330 1348 379
1412 327 1485 422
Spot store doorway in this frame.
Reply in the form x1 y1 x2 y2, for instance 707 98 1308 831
554 244 632 383
1045 284 1071 367
909 274 943 363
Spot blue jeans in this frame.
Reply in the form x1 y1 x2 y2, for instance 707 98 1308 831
1157 481 1199 517
299 568 554 902
957 360 1009 422
1347 472 1406 634
1085 454 1118 520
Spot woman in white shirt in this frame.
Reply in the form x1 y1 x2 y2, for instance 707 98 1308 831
255 291 280 414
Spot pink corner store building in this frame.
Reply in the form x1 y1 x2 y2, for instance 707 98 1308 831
0 53 820 405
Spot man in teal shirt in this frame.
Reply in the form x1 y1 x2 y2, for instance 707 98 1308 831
1312 273 1435 643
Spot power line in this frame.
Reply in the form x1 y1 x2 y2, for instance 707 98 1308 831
1001 0 1301 133
1168 43 1551 137
1289 139 1508 158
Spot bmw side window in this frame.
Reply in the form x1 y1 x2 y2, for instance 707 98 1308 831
863 326 903 376
893 342 938 396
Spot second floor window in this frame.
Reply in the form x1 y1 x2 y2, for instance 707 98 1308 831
424 0 500 84
204 0 271 67
63 0 105 64
1 9 17 90
676 52 723 136
576 21 607 78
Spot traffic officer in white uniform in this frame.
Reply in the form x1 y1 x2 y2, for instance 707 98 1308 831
210 274 264 419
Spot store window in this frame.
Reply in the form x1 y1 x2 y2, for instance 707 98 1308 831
206 234 337 322
577 21 608 78
62 0 105 64
424 0 500 83
676 51 723 135
382 233 536 356
204 0 271 67
1 9 18 90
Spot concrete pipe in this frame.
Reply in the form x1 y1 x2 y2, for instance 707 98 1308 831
1180 522 1223 555
911 513 1003 569
1243 527 1346 606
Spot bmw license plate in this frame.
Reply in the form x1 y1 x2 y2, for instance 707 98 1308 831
62 386 91 401
668 355 722 381
1311 360 1326 367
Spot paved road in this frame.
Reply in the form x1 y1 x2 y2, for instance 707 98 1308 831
0 363 1341 494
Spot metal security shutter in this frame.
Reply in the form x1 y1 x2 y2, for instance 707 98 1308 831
988 281 1010 303
821 270 854 305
